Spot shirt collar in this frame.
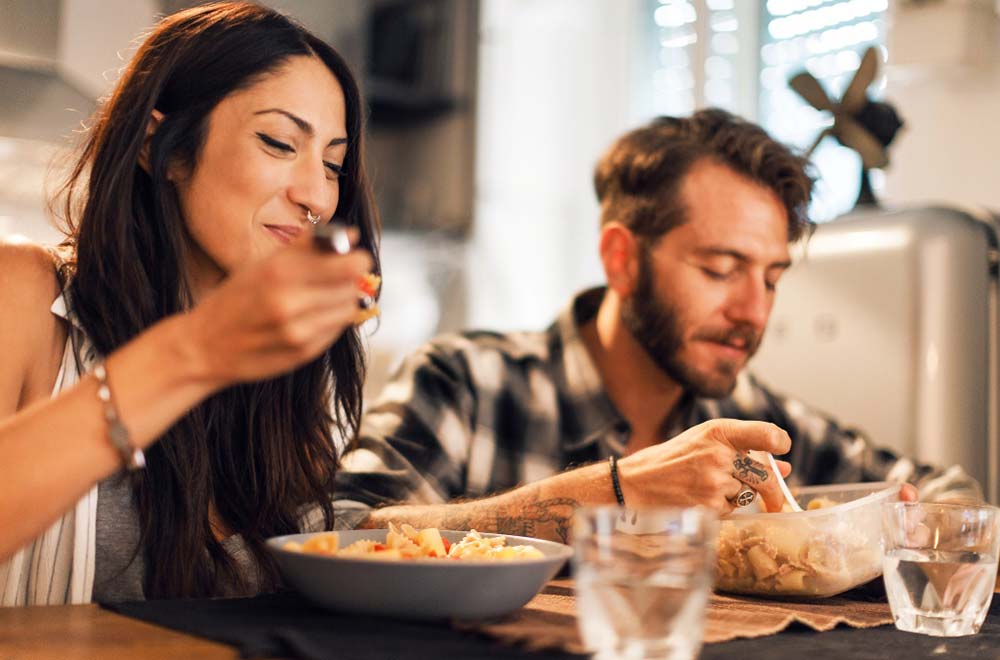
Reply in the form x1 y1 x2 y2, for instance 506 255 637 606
548 289 762 456
662 391 699 438
549 287 629 455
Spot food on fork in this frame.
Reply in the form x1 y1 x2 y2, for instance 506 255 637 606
310 223 380 325
354 273 380 325
283 523 544 561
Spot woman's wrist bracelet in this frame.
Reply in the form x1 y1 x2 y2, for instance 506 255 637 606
609 455 626 507
93 362 145 471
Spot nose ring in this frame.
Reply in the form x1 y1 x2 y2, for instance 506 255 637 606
305 209 321 225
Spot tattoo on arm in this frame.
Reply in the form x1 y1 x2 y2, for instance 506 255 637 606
493 498 578 544
362 492 581 544
439 496 579 544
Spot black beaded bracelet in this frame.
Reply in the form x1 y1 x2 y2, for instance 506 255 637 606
609 455 626 507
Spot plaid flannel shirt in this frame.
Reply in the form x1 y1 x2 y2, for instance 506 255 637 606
332 288 982 528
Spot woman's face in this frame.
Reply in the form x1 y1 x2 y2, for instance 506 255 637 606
173 55 348 296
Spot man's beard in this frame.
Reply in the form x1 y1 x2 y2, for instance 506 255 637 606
620 251 761 398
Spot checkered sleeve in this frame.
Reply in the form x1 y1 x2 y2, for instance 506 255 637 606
332 339 477 529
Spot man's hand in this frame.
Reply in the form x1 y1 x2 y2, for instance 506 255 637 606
616 419 793 514
360 419 796 543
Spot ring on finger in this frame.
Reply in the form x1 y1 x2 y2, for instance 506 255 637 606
313 222 352 255
727 485 757 508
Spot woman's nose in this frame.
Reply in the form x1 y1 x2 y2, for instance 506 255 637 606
288 156 337 220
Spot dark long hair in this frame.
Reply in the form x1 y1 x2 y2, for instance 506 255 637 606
53 2 380 598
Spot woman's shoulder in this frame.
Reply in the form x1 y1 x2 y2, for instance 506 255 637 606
0 238 63 308
0 238 69 411
0 239 66 368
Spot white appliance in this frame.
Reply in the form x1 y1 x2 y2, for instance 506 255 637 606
750 205 1000 504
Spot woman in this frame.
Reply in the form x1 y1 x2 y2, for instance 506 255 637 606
0 2 379 604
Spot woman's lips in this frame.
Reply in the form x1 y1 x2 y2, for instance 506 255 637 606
264 224 302 244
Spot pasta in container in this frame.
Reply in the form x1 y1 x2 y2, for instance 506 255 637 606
715 482 900 598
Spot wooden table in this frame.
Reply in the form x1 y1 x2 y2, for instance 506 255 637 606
4 578 999 660
0 603 241 660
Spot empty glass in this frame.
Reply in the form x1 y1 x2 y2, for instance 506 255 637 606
572 506 717 660
882 501 1000 636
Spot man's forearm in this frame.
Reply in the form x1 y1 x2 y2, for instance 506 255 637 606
357 461 613 544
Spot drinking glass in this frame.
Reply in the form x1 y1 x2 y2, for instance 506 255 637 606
882 501 1000 636
573 506 717 660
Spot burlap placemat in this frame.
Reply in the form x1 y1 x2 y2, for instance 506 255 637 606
461 580 894 655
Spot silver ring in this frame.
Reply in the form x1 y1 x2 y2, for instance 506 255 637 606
328 223 351 255
729 485 757 508
305 209 321 225
312 222 352 255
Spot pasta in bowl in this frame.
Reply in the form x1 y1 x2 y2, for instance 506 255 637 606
266 526 572 619
282 523 545 561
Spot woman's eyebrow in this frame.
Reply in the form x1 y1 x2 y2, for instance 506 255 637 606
253 108 348 146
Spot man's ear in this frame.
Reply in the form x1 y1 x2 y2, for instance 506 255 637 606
599 223 640 298
138 109 166 175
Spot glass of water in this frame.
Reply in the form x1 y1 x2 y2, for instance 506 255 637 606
572 506 717 660
882 501 1000 636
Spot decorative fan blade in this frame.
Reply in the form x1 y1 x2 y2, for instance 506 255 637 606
841 47 879 114
804 127 831 160
834 115 889 169
789 72 834 112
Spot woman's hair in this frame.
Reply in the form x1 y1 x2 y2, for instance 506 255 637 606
53 1 380 598
593 108 814 244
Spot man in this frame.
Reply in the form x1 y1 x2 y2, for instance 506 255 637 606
333 109 981 543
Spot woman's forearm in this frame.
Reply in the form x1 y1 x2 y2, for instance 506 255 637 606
0 315 218 561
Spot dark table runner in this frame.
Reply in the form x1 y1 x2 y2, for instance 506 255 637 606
101 591 584 660
703 595 1000 660
103 591 1000 660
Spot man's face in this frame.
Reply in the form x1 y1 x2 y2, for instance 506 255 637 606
621 159 792 398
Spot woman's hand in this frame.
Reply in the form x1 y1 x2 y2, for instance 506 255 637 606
616 419 793 514
185 228 373 388
899 483 919 502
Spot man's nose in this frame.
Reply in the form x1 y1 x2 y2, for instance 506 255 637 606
725 277 771 332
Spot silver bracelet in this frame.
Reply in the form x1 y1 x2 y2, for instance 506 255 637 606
93 362 145 471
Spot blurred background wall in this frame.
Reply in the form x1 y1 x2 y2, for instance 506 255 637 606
1 0 999 398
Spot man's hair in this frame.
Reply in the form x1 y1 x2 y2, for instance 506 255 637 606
593 108 814 243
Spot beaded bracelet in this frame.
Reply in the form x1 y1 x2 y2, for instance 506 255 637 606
608 455 626 507
93 362 146 471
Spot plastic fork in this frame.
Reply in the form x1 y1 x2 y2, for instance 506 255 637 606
765 452 803 512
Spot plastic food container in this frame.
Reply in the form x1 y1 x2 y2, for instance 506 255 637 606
715 481 901 598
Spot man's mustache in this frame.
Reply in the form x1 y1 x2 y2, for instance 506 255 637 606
694 325 762 355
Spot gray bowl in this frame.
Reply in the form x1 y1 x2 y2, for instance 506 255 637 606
266 529 573 620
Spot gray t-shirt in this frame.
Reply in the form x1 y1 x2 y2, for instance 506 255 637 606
92 473 263 602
